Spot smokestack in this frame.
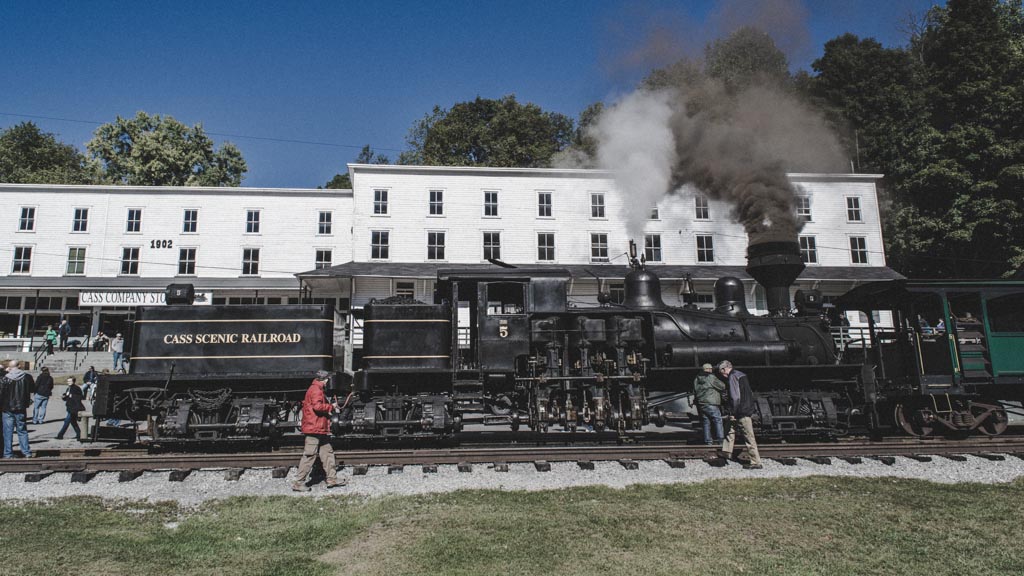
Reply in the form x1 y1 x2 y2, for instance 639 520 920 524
745 240 804 317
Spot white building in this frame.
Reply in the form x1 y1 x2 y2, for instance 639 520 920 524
0 166 899 351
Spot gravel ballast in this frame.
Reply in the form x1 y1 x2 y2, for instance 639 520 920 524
1 454 1023 506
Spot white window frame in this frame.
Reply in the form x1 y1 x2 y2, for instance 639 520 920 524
695 195 710 220
370 230 390 260
314 249 332 270
11 246 32 274
846 196 863 222
72 207 89 233
537 232 556 262
537 191 552 218
120 247 140 276
649 206 660 220
318 211 333 235
182 208 199 234
178 247 197 276
483 190 499 217
644 234 662 262
373 189 389 215
483 231 501 261
696 234 715 263
245 209 261 234
66 247 87 276
125 208 143 234
394 280 415 298
241 247 261 276
427 231 446 261
799 236 818 264
590 192 606 219
849 236 869 265
18 206 36 232
428 190 444 216
590 233 609 263
796 195 812 222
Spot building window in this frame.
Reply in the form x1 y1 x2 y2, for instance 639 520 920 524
537 233 555 261
394 281 415 298
242 248 260 276
696 234 714 262
483 232 501 260
796 196 811 222
126 208 143 233
66 247 86 275
429 190 444 215
178 248 196 275
18 207 35 231
12 246 32 274
850 237 868 264
847 197 862 222
371 231 389 259
246 210 260 233
695 195 710 220
120 247 140 275
693 294 715 309
644 234 662 262
591 193 606 218
183 209 198 233
484 191 499 217
650 207 660 220
315 249 332 270
427 231 446 260
590 233 609 262
318 211 332 234
799 236 818 264
609 283 625 304
373 189 388 215
538 191 552 217
72 208 89 232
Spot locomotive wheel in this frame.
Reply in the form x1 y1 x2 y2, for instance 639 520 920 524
973 404 1009 437
895 403 935 437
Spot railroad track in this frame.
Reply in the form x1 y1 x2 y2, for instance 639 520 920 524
3 438 1024 477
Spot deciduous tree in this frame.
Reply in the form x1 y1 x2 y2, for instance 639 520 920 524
0 122 99 184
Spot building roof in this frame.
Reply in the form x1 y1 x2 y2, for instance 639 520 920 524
297 261 905 282
0 183 351 197
0 276 299 291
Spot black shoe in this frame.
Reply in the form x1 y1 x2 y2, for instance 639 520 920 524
56 435 63 440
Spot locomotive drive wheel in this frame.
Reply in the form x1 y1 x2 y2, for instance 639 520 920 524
895 403 935 437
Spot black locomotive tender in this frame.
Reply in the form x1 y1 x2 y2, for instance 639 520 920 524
90 240 881 443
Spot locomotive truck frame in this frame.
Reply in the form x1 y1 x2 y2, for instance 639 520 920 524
90 242 1024 444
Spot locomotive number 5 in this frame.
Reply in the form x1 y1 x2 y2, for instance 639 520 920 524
499 321 509 338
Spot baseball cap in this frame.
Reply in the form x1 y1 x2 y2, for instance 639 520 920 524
316 370 331 380
701 363 713 370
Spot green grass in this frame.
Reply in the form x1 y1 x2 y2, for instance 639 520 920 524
4 477 1024 576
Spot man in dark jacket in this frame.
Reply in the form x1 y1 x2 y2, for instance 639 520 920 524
693 363 726 445
56 377 85 440
1 360 34 458
32 367 54 424
718 360 761 469
292 371 346 491
58 319 71 351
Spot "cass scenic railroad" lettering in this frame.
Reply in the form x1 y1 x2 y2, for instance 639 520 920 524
163 333 303 344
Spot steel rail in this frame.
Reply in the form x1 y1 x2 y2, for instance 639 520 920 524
2 439 1024 474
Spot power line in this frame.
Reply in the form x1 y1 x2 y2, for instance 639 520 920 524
0 111 406 153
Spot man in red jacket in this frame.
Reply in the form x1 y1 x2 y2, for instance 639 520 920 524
292 371 346 491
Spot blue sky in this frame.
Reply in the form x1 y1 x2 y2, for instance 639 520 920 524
1 0 942 188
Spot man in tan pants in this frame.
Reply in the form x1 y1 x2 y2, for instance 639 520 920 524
718 360 762 469
292 371 346 491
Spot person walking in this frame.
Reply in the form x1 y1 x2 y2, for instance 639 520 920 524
58 319 71 351
56 376 85 441
292 371 346 491
32 367 54 424
82 366 99 401
0 360 34 458
44 325 57 356
693 363 726 445
111 333 126 371
718 360 762 469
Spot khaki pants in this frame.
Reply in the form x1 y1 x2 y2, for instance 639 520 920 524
295 434 337 483
722 416 761 466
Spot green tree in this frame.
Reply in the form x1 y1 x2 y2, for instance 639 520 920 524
0 122 99 184
86 111 247 186
400 95 575 167
323 145 389 188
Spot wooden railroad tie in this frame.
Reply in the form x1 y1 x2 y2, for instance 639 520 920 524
71 470 98 484
705 457 729 468
872 456 896 466
271 466 291 479
224 468 245 482
493 462 509 472
973 453 1005 461
533 461 551 472
577 460 595 470
388 464 404 474
118 470 143 483
940 454 968 462
772 457 798 466
804 456 832 465
169 469 193 482
352 465 369 476
457 462 473 473
665 458 686 469
618 459 639 470
422 464 438 474
24 471 53 483
905 455 932 463
838 457 863 464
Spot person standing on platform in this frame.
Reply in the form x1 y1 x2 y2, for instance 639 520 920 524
111 333 126 372
718 360 762 469
56 377 85 441
0 360 34 458
693 363 726 445
32 367 54 424
292 371 346 491
44 325 57 356
58 319 71 351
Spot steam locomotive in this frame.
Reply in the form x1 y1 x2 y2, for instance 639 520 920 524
90 240 1024 443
